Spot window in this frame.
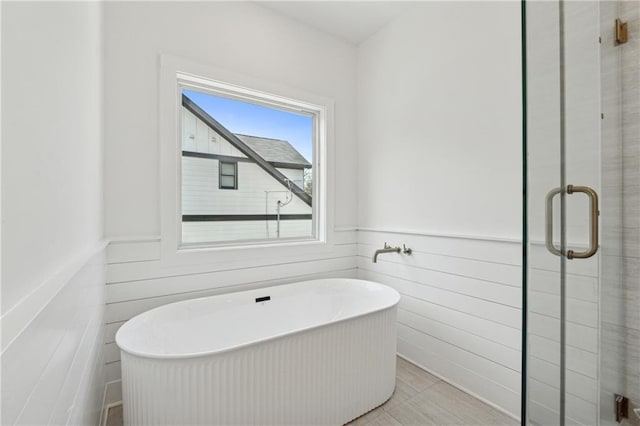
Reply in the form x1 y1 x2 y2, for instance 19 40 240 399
219 161 237 189
173 72 326 248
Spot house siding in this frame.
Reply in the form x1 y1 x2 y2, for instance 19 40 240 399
182 108 248 157
183 220 312 242
182 157 311 216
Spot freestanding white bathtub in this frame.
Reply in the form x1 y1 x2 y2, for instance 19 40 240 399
115 278 400 425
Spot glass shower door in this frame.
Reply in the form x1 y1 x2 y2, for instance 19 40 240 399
525 1 637 425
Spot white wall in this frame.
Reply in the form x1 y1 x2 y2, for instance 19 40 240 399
1 2 106 424
104 1 357 238
357 2 522 240
2 1 104 315
356 2 522 418
102 1 358 403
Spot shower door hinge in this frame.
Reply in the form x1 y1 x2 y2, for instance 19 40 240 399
616 394 629 423
616 395 640 425
616 18 628 45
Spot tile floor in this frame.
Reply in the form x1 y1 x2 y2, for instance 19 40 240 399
347 357 517 425
106 356 517 426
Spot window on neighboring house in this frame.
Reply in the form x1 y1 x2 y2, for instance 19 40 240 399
175 73 326 247
219 161 237 189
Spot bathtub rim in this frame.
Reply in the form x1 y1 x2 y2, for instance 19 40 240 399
116 279 400 361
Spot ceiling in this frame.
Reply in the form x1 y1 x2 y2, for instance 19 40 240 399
258 2 414 44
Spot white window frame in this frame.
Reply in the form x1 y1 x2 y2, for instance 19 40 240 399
159 55 333 266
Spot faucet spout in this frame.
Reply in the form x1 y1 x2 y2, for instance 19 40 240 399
372 243 401 263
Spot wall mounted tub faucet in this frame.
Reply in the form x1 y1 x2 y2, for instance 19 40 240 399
372 243 401 263
372 243 413 263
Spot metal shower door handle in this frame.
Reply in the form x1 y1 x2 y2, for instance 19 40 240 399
545 187 563 257
566 185 599 259
544 185 600 259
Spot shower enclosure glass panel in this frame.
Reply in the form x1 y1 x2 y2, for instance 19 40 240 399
525 1 638 425
525 2 566 423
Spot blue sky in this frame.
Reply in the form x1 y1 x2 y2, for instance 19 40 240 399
183 89 313 162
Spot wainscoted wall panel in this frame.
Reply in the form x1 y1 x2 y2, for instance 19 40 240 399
107 239 161 264
396 324 521 416
1 248 107 426
358 267 520 328
106 239 356 286
106 258 356 322
102 234 358 405
356 229 521 265
356 229 522 418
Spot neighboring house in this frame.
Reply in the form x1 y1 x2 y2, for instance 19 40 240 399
181 94 313 243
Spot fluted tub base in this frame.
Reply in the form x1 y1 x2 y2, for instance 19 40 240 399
119 280 398 425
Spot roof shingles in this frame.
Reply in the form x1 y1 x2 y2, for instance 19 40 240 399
235 134 311 168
